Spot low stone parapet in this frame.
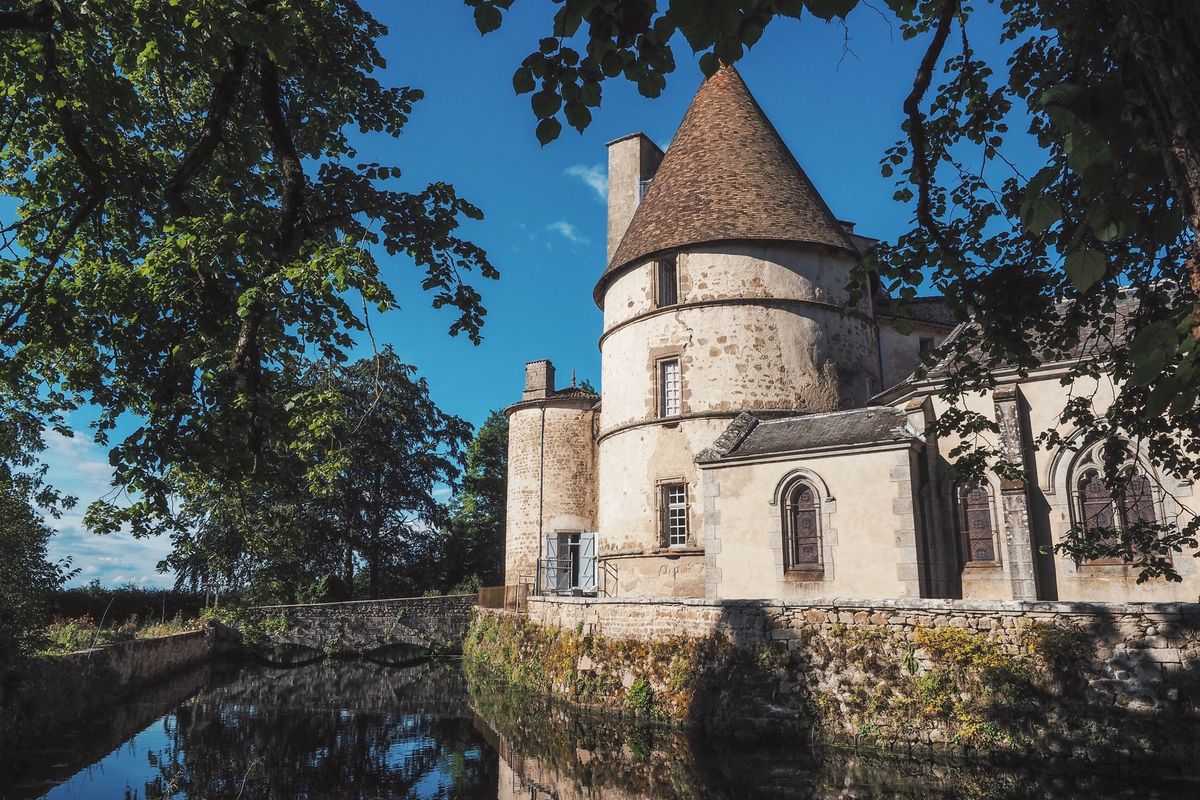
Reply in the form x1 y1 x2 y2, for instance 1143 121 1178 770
0 628 216 762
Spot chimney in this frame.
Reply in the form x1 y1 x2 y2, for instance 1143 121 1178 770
606 133 664 263
522 359 555 401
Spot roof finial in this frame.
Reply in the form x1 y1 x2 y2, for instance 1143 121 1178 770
571 369 577 387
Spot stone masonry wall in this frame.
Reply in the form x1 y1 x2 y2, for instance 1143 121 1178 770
0 628 215 758
527 596 1198 709
250 594 477 655
471 596 1200 764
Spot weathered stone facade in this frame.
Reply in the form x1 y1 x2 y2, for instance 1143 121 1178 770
503 362 599 587
469 597 1200 763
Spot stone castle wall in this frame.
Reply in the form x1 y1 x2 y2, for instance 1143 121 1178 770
469 596 1200 764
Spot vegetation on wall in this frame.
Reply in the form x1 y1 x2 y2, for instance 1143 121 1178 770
464 611 1195 758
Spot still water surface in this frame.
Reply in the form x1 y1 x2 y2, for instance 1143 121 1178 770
7 658 1198 799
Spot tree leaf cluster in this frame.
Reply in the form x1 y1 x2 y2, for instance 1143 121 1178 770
0 1 498 540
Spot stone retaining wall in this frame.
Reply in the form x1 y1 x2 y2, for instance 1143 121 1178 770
0 628 216 758
468 596 1200 765
525 596 1200 712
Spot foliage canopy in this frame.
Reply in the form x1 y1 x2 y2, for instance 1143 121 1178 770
0 0 497 538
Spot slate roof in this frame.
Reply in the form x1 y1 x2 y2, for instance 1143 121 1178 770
697 407 918 463
874 294 960 329
921 293 1140 381
600 66 857 297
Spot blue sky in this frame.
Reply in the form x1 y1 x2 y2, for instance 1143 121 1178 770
41 1 1040 587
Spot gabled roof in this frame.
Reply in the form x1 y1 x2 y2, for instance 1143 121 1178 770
697 407 918 463
598 66 857 300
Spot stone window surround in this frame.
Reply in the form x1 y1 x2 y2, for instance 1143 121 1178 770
778 475 826 577
952 477 1004 570
769 467 836 582
655 475 693 548
1044 432 1194 579
654 254 680 308
1067 441 1169 568
648 345 686 420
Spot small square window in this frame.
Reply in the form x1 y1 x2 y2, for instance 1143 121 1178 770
656 256 679 308
919 336 937 357
659 358 681 417
661 484 688 547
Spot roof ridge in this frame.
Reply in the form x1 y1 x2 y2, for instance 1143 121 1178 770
756 405 898 426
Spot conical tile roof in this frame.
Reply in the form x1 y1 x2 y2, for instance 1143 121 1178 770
599 66 856 301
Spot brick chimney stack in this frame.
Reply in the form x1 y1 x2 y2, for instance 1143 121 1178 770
522 359 555 401
605 133 664 263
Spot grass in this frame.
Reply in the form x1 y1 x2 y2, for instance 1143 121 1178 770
40 613 202 655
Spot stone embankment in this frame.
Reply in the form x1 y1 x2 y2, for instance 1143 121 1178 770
465 596 1200 767
0 627 223 757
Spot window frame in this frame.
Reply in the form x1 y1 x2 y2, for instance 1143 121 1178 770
781 478 823 574
1068 445 1162 566
659 482 689 548
955 482 1000 567
657 356 682 418
655 255 679 308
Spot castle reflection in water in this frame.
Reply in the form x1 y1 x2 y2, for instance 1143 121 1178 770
8 659 1194 800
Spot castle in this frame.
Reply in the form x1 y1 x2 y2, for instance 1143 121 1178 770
502 66 1199 604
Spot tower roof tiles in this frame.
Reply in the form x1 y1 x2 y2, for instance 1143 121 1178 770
600 65 857 299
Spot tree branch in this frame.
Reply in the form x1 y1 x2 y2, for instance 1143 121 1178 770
903 0 961 262
229 53 307 384
0 5 53 33
164 44 248 217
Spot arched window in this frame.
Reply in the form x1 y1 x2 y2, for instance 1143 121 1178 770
1070 445 1159 564
782 480 821 571
956 483 998 564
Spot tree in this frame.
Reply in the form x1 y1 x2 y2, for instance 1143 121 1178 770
0 408 74 659
444 410 509 589
469 0 1200 579
0 2 497 540
165 348 470 602
326 347 472 599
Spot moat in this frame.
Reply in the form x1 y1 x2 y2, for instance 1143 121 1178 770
6 658 1197 799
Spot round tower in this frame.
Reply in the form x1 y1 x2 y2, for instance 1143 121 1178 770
596 67 880 598
503 360 599 590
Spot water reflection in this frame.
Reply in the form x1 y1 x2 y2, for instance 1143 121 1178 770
11 660 1199 800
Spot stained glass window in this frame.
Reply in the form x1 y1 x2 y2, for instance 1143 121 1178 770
783 482 821 570
958 484 997 563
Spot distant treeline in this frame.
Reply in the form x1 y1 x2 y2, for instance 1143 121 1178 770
49 584 209 625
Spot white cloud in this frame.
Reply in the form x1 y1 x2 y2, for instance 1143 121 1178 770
40 428 175 588
547 221 590 247
564 164 607 203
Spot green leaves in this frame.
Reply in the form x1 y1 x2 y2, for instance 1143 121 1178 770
805 0 859 21
1019 195 1062 235
0 1 498 542
1128 321 1180 388
472 1 503 34
536 117 562 145
1064 248 1106 291
531 89 561 118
